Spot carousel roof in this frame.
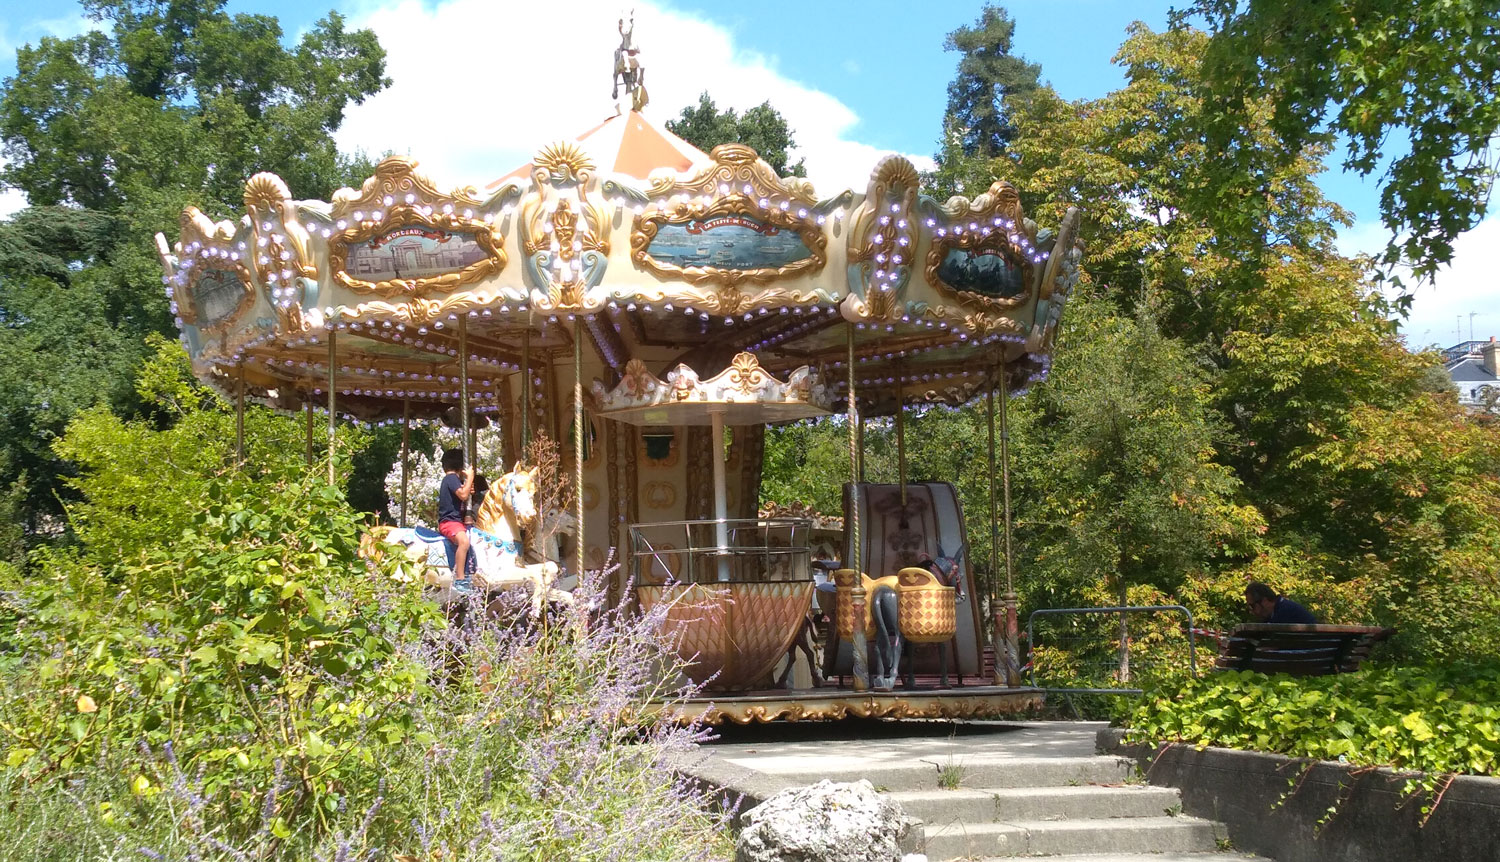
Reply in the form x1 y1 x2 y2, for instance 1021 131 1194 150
154 109 1081 426
490 111 710 186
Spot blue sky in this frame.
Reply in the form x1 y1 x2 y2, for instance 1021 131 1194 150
0 0 1489 345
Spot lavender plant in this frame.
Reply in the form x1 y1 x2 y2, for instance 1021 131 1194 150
0 341 733 860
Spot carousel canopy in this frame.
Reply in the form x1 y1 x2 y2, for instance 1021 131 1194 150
154 109 1080 426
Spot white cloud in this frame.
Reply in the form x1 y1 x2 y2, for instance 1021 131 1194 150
1339 217 1500 350
0 186 26 220
335 0 930 197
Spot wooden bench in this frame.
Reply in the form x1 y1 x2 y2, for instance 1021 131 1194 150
1214 624 1395 676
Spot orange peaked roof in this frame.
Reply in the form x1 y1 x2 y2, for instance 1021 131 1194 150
488 111 710 189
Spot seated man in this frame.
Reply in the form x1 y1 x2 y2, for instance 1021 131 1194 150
437 448 476 587
1245 581 1317 624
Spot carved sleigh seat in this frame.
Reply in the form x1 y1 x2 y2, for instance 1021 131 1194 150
823 482 982 687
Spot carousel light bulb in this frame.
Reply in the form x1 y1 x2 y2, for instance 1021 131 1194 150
816 215 826 225
353 212 364 221
373 211 384 221
798 208 808 218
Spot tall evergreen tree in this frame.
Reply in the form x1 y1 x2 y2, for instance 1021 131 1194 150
929 4 1041 197
942 4 1042 159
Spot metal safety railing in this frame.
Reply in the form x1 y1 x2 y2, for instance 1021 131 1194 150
1026 605 1198 696
627 517 813 587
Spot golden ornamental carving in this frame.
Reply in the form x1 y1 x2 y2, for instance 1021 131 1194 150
519 142 611 310
631 144 826 288
243 174 319 333
244 173 293 214
845 156 920 322
727 352 766 395
326 157 503 299
924 179 1036 314
621 359 655 397
347 291 492 326
331 156 483 214
657 689 1044 725
644 481 677 509
532 141 596 183
177 258 255 337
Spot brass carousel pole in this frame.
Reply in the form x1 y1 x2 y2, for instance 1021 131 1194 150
400 398 411 528
573 320 585 579
459 317 472 471
326 330 337 486
234 361 245 465
521 324 532 452
847 324 869 692
999 364 1020 686
895 361 906 507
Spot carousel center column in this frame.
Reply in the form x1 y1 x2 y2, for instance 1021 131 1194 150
709 405 730 582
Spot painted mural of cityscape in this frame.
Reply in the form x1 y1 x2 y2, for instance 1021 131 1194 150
192 267 245 323
937 248 1027 299
647 215 811 270
346 227 487 281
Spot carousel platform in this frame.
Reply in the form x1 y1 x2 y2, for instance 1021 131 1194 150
654 682 1044 725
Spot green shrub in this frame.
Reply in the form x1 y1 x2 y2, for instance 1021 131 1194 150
0 339 732 860
1126 666 1500 780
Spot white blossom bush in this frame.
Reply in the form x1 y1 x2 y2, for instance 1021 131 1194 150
384 425 509 527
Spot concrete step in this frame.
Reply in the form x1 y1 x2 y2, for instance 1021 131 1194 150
970 855 1271 862
755 755 1136 792
924 815 1222 859
890 784 1185 824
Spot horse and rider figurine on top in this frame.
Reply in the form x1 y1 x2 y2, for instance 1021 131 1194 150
612 13 648 112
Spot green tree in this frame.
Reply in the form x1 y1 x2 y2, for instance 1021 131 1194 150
928 4 1041 198
1 0 388 215
1186 0 1500 285
1017 294 1257 677
666 92 807 176
0 0 389 541
991 23 1500 661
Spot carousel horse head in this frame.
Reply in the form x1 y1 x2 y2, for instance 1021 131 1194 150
475 461 542 540
498 463 541 524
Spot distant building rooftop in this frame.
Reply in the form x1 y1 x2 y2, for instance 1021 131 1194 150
1445 338 1498 408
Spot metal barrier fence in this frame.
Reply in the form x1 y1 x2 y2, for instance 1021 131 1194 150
1026 605 1198 696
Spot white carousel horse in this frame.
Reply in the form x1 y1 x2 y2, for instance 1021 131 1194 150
364 464 568 615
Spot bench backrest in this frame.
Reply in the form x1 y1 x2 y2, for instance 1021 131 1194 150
1215 624 1395 676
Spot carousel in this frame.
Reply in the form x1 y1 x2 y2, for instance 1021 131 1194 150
153 28 1081 723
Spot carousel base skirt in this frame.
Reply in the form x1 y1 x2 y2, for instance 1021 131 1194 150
647 684 1044 725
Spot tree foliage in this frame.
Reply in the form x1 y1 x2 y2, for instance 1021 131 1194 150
1 0 388 215
0 0 389 543
928 4 1041 198
852 18 1500 665
1185 0 1500 284
666 92 806 176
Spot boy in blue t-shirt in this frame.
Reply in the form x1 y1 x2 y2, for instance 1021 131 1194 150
437 448 475 583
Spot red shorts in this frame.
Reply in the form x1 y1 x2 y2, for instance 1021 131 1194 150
438 520 466 541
